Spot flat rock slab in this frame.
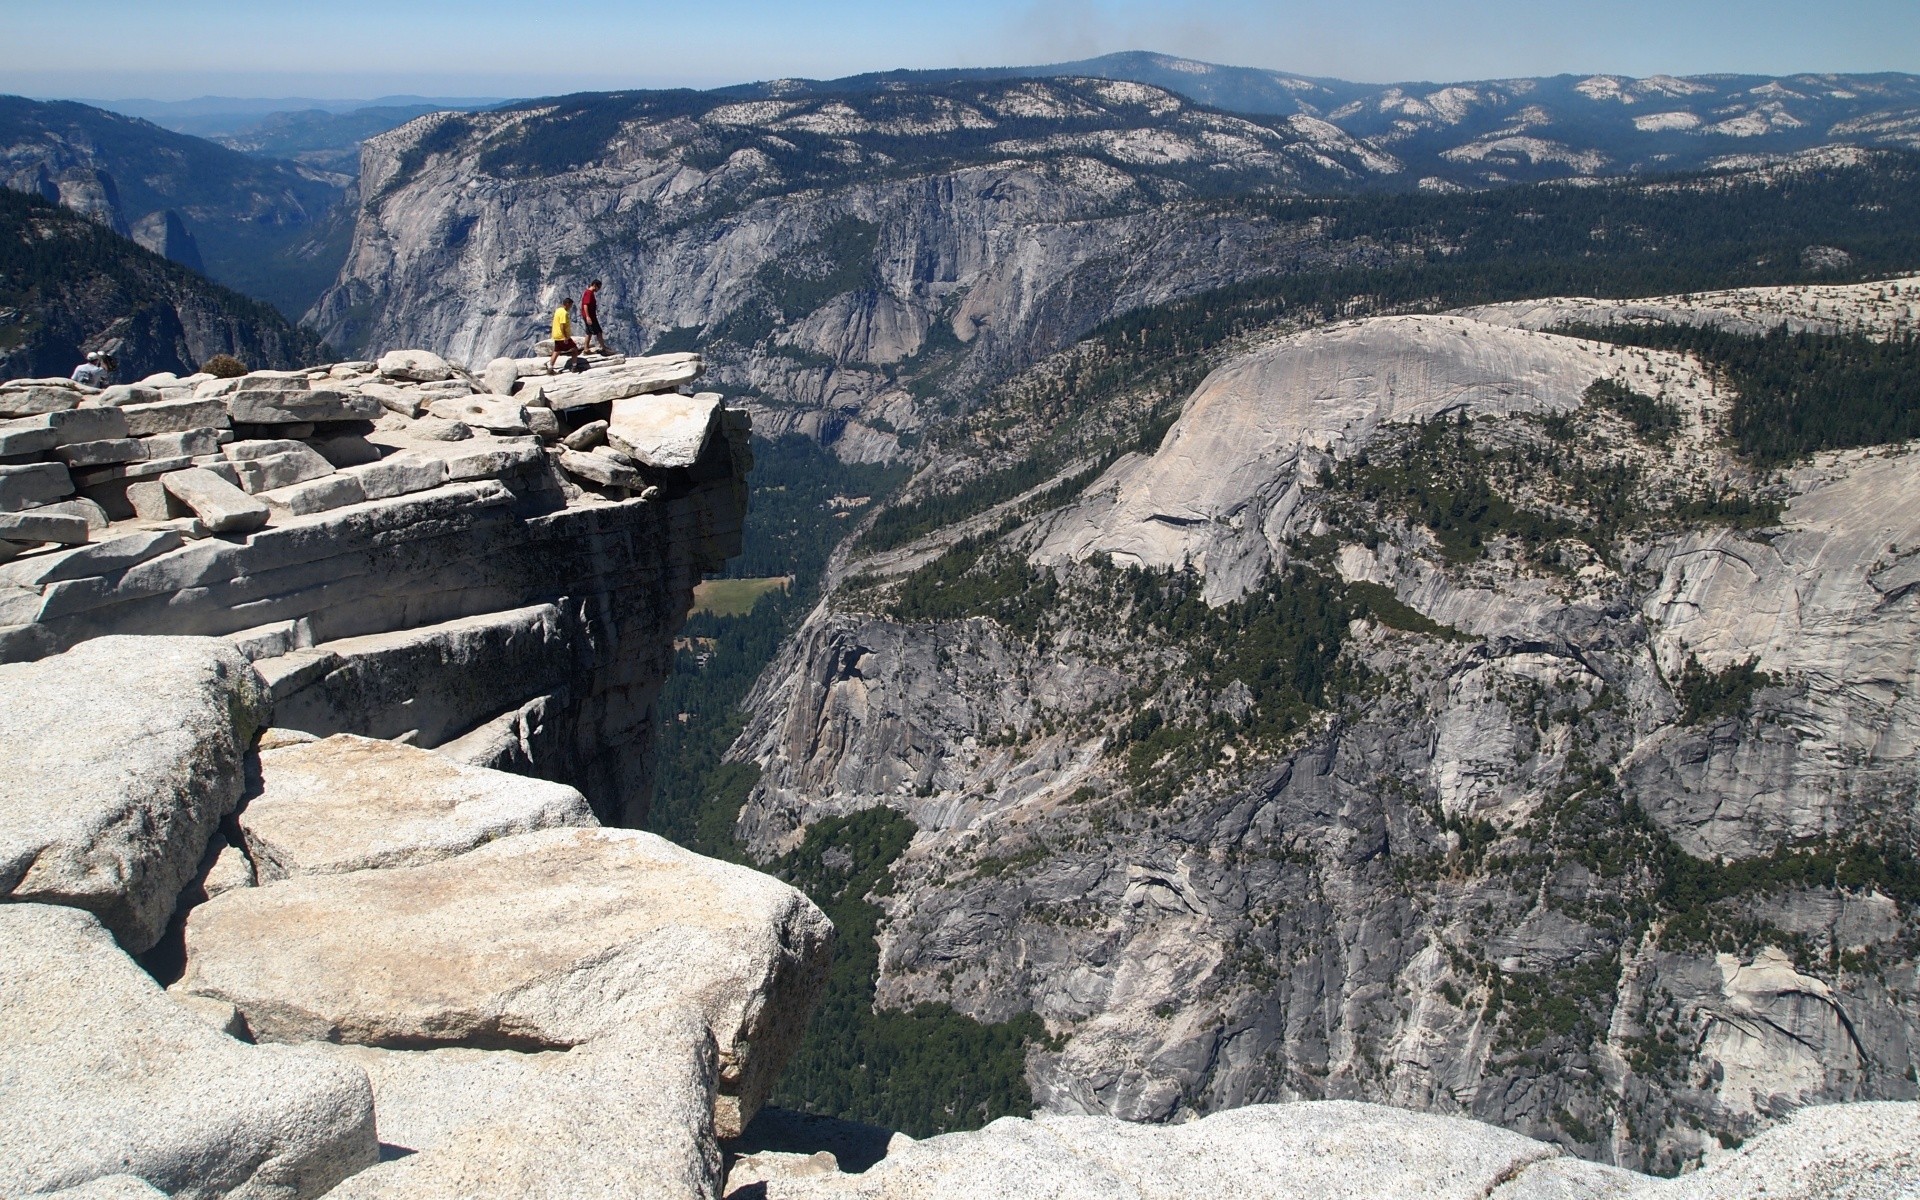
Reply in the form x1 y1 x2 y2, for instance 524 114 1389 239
609 392 722 469
239 734 596 881
318 1016 720 1200
162 467 270 533
559 448 641 488
122 397 229 437
530 355 701 411
0 903 376 1200
0 510 90 545
0 461 75 512
10 529 183 586
179 826 833 1138
759 1101 1581 1200
0 385 84 416
0 636 270 951
229 389 381 425
427 395 528 434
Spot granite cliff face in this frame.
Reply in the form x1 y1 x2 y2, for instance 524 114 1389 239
307 77 1408 462
0 347 748 825
730 277 1920 1173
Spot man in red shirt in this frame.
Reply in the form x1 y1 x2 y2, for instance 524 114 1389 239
580 279 609 354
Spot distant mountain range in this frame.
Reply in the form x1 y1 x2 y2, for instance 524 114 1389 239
727 51 1920 186
79 95 510 139
6 51 1920 341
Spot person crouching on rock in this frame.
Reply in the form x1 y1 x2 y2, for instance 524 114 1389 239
70 351 108 388
547 297 579 373
580 279 609 354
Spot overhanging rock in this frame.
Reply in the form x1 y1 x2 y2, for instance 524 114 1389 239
0 353 752 827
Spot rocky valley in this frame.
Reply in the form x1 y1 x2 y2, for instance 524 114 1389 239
5 50 1920 1200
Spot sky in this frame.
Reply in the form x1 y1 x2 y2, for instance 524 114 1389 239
3 0 1916 102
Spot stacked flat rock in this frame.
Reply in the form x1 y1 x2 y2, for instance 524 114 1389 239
226 373 381 425
0 349 723 563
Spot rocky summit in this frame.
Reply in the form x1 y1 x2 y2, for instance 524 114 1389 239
0 284 1914 1199
6 45 1920 1200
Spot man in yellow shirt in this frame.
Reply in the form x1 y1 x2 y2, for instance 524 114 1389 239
547 296 579 373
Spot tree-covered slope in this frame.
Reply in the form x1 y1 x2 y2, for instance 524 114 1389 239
0 96 352 319
0 188 330 381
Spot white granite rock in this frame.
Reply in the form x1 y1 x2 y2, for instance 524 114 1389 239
608 392 722 468
121 397 228 437
237 734 596 881
10 530 183 585
409 416 472 441
178 826 833 1137
96 384 163 407
0 510 90 545
440 438 542 480
377 349 455 383
224 441 336 494
0 419 60 455
55 438 146 467
427 395 529 434
0 636 270 950
559 448 641 488
1035 315 1644 602
342 452 448 500
140 428 229 459
562 419 608 450
528 354 701 411
358 381 426 418
481 356 522 397
229 388 381 425
758 1101 1571 1200
1647 1101 1920 1200
0 461 75 511
0 903 377 1199
0 383 84 417
317 1015 722 1199
260 473 367 516
24 1175 170 1199
161 467 270 533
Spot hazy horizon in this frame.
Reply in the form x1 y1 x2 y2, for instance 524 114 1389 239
3 0 1915 104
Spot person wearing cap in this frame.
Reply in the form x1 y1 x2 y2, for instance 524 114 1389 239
70 352 108 388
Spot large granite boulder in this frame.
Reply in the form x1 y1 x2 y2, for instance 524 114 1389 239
237 734 596 881
319 1012 722 1199
528 353 701 411
376 349 454 383
1649 1101 1920 1199
0 635 269 951
0 903 377 1200
177 826 833 1137
608 392 722 468
749 1101 1587 1199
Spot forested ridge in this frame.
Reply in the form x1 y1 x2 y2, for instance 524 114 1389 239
0 189 329 381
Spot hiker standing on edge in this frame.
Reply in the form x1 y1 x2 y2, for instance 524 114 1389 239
547 296 578 373
580 279 609 354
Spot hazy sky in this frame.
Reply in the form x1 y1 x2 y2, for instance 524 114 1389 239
5 0 1916 101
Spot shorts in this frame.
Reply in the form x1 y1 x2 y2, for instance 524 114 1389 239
552 337 579 354
583 317 603 336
